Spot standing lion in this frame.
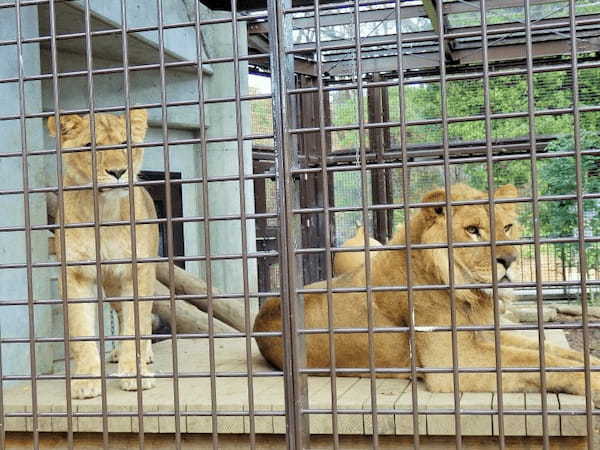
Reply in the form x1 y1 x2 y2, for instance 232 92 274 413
48 110 158 399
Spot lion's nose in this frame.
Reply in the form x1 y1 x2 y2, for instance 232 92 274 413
497 255 516 269
106 168 126 180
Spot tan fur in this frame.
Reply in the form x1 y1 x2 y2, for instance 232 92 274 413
254 184 600 399
333 226 383 276
48 110 158 399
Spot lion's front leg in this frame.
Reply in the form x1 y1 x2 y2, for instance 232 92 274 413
63 269 102 399
417 331 600 398
117 266 155 392
500 331 600 367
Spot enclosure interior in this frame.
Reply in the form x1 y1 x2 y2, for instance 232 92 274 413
0 0 599 448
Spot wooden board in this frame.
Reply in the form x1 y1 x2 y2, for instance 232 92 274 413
0 337 589 437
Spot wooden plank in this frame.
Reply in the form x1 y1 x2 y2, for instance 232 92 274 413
3 431 589 448
394 384 430 435
132 404 159 434
336 378 370 435
426 392 458 435
158 404 186 434
77 403 103 433
50 403 69 433
492 393 526 436
107 403 132 433
308 377 361 434
461 392 493 436
5 403 28 433
363 378 410 435
246 375 284 434
558 394 587 437
525 393 560 436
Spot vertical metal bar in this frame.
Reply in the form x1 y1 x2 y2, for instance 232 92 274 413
433 0 463 447
47 0 75 445
229 1 257 448
312 1 339 447
14 1 39 446
118 0 147 446
268 0 306 447
350 1 379 447
523 0 550 447
155 0 182 446
392 2 420 447
567 0 594 445
368 75 388 243
478 2 506 448
380 87 394 241
193 4 220 449
0 319 4 449
82 0 110 446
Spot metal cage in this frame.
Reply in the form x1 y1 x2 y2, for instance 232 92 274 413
0 0 599 448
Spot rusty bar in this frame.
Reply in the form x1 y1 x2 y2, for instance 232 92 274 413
523 0 550 447
479 1 506 448
119 0 147 445
155 0 183 446
81 0 110 445
434 0 463 446
267 0 308 447
313 0 339 447
393 1 420 447
48 0 75 445
350 1 380 447
193 2 220 448
14 1 39 447
230 0 258 447
567 0 595 446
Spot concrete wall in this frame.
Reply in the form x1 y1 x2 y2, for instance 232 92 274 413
0 6 53 379
1 0 256 377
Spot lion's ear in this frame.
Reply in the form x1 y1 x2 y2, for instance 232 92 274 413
495 184 518 199
128 109 148 143
47 114 84 138
420 187 446 221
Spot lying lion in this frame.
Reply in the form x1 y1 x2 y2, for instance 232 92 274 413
333 224 383 276
254 184 599 397
48 110 158 399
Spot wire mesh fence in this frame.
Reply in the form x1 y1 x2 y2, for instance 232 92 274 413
0 0 600 449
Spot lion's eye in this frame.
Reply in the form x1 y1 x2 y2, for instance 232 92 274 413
466 226 480 235
504 224 513 233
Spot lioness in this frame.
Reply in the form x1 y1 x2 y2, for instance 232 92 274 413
254 184 600 397
48 110 158 399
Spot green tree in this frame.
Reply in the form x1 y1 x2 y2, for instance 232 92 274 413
537 134 600 267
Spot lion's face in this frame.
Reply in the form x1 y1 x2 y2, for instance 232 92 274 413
48 110 148 188
416 184 520 296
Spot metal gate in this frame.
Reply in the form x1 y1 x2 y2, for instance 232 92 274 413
1 0 599 449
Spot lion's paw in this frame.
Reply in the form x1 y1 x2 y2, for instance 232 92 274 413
120 374 155 392
110 348 154 364
72 379 101 399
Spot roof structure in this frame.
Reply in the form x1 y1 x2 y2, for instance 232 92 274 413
241 0 600 79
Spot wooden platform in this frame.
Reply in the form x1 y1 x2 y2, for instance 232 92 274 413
1 331 588 437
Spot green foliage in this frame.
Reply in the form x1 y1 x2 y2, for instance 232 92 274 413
537 134 600 267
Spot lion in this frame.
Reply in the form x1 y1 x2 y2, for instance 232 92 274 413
333 224 383 276
254 184 600 398
48 110 158 399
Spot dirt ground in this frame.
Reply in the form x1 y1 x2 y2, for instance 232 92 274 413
558 312 600 359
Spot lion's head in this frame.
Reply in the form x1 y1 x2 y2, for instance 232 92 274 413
409 184 519 297
47 110 148 187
